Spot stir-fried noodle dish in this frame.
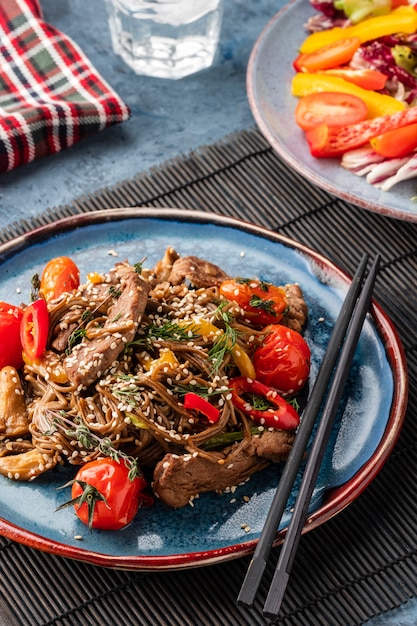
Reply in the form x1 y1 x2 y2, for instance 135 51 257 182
0 248 310 513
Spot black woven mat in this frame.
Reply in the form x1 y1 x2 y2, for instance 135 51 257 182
1 127 417 626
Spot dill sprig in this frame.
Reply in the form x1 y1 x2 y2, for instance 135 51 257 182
130 320 200 347
208 304 238 373
249 294 276 315
66 328 88 355
173 382 229 399
45 410 142 481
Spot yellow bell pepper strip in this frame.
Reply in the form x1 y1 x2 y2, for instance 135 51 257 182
183 392 220 424
292 73 406 118
299 5 417 53
142 348 180 379
177 318 256 379
22 350 69 384
229 377 300 431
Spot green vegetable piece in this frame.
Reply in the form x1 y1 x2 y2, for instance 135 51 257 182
392 45 417 77
334 0 391 23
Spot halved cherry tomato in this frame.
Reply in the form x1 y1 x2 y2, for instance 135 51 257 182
229 377 300 430
40 256 80 301
253 325 310 395
305 106 417 158
293 37 361 73
20 299 49 360
66 458 152 530
219 278 288 326
295 92 368 131
184 392 221 424
0 302 24 369
320 68 388 91
370 122 417 158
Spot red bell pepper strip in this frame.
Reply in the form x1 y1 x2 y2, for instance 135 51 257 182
229 377 300 431
183 392 221 424
20 299 49 360
306 106 417 158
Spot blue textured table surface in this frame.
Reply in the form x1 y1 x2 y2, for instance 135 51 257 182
0 0 280 227
0 1 416 624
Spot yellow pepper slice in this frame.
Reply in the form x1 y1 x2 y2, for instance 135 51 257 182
300 6 417 53
142 348 180 379
178 318 256 379
22 350 69 384
292 73 406 118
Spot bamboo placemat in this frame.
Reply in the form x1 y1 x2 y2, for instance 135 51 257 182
1 127 417 626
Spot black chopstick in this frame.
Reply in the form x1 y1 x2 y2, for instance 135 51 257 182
237 252 370 608
262 253 380 618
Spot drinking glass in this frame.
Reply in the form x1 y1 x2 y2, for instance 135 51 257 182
104 0 223 79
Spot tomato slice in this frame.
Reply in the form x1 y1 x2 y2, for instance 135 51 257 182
40 256 80 301
293 37 361 73
0 302 24 369
305 106 417 157
295 92 368 131
320 68 388 91
370 122 417 158
20 299 49 360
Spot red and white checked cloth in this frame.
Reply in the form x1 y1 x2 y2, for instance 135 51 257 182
0 0 130 173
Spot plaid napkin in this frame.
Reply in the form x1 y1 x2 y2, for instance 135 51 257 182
0 0 130 173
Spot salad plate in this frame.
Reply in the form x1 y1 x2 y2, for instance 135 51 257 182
0 208 407 571
247 0 417 222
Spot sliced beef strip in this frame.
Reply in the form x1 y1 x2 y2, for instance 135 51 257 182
152 429 294 508
167 255 229 288
282 283 308 333
64 265 150 388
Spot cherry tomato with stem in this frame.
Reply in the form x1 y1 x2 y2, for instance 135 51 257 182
0 301 24 369
293 37 361 73
253 325 311 395
370 122 417 158
295 92 368 131
219 278 288 326
40 256 80 301
59 458 152 530
20 299 49 361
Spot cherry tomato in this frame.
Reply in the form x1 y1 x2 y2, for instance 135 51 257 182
219 278 288 326
20 299 49 360
370 122 417 158
253 325 311 395
70 458 151 530
229 376 300 430
40 256 80 301
305 106 417 158
0 301 24 369
295 92 368 131
293 37 361 73
320 68 388 91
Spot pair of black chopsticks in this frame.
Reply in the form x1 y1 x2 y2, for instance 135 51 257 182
237 252 380 618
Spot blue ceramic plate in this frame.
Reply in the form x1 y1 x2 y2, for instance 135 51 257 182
247 0 417 222
0 209 407 570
